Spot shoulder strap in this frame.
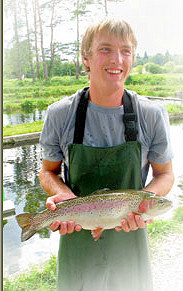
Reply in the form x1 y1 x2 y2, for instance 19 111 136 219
123 90 138 142
73 87 138 144
73 87 89 144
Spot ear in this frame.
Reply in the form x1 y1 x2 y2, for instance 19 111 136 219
83 56 90 68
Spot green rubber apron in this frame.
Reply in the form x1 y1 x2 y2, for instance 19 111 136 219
57 88 153 291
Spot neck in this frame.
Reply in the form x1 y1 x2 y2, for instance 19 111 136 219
89 86 124 107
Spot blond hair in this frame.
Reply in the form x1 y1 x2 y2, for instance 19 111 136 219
81 19 137 72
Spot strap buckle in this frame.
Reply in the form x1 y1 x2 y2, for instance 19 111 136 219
123 113 138 142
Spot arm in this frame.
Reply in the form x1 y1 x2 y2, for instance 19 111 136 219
39 159 82 235
143 160 174 196
115 160 174 233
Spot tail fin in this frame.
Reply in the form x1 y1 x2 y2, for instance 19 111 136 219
16 213 37 242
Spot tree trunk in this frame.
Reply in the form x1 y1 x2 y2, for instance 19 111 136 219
48 0 56 77
75 0 80 80
104 0 108 16
32 0 40 79
36 0 49 80
24 0 35 81
13 1 21 80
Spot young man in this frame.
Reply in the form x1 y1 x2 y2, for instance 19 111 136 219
39 19 174 291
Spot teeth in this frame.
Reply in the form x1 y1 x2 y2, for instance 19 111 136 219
106 69 121 74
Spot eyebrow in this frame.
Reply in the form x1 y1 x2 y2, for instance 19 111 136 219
98 42 132 49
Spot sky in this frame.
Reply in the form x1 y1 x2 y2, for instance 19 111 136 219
55 0 183 57
3 0 183 57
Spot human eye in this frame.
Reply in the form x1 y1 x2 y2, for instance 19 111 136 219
122 48 132 56
100 47 110 53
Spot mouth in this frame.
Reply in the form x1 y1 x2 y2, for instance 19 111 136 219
105 68 123 74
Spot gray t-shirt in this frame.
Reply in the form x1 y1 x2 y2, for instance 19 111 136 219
40 88 173 185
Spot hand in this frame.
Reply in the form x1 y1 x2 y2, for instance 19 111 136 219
46 194 82 235
115 212 153 233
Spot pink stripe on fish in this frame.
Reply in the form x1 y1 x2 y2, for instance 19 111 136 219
63 200 125 215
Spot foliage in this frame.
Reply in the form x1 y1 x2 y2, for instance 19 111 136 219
3 255 57 291
145 63 165 74
147 206 183 241
3 40 30 79
166 104 183 113
21 99 36 112
3 74 183 116
172 206 183 223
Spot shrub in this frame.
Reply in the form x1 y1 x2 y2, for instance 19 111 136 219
20 99 36 112
145 63 164 74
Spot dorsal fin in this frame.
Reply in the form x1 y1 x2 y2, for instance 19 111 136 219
90 188 111 196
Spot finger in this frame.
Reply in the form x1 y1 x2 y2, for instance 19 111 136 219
120 219 130 232
134 215 146 229
49 220 60 231
75 224 82 232
46 199 56 211
67 221 75 234
115 226 122 232
127 213 138 231
60 222 68 236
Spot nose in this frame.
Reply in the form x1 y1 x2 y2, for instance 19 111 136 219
110 49 123 64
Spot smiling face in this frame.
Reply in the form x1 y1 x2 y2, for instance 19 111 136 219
83 31 133 97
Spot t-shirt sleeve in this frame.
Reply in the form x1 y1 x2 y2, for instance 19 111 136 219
147 106 173 164
39 105 63 162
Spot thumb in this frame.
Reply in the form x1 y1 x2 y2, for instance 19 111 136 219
46 197 57 211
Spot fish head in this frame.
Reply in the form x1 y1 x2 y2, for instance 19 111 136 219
138 195 173 219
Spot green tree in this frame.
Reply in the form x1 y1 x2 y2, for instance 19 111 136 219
143 51 149 64
145 62 164 74
23 0 35 81
97 0 125 16
35 0 49 80
32 0 40 79
163 61 175 73
150 53 166 66
71 0 93 79
4 40 30 78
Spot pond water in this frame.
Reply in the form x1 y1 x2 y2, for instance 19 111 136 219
3 98 181 127
3 109 47 127
3 121 183 278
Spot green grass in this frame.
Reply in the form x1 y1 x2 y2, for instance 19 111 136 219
147 206 183 243
3 120 44 137
165 103 183 113
3 255 57 291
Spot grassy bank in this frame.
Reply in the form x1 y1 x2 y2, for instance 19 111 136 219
3 207 183 290
3 104 183 137
3 255 57 291
3 74 183 113
3 120 44 137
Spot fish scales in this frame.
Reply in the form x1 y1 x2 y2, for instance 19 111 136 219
15 189 173 242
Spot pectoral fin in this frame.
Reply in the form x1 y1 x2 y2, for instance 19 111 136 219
91 227 104 241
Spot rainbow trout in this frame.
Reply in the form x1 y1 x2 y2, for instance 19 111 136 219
16 189 172 242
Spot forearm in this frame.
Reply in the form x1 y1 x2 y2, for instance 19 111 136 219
39 169 76 200
144 161 174 196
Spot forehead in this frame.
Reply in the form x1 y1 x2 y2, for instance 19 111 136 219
91 31 132 49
